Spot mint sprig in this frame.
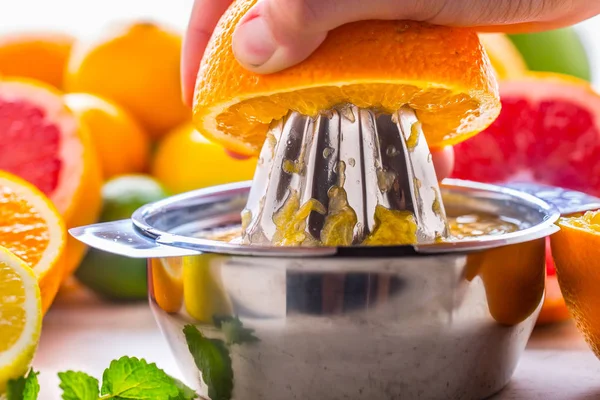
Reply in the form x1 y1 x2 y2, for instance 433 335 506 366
58 371 99 400
101 356 179 399
213 315 259 345
6 368 39 400
183 325 233 400
7 357 197 400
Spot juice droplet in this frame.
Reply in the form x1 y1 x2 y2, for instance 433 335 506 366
241 209 252 231
283 159 305 175
340 105 356 123
431 187 442 217
377 169 396 192
386 145 399 157
406 121 421 151
413 177 423 208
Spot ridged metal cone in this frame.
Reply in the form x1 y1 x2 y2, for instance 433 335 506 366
241 105 449 247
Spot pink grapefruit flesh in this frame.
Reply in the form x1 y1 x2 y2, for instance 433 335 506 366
451 73 600 325
451 76 600 196
0 79 83 215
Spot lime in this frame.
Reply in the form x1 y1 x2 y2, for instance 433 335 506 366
75 174 169 301
508 28 592 82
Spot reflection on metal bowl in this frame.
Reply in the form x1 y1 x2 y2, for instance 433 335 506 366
71 179 600 399
140 179 558 400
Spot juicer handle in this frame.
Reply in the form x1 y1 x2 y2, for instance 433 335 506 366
500 182 600 215
68 219 200 258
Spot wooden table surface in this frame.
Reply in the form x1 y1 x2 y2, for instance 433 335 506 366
34 285 600 400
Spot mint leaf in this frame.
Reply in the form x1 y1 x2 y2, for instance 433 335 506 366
183 325 233 400
169 376 198 400
101 356 179 400
213 316 259 345
6 369 39 400
58 371 99 400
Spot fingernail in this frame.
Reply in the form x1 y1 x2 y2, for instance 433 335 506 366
233 15 277 68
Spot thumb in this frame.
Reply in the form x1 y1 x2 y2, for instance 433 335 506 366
231 0 329 74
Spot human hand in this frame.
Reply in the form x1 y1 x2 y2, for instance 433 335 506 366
182 0 600 179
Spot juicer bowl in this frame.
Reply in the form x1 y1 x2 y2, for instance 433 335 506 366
135 179 560 400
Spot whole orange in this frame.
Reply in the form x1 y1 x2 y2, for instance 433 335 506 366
65 21 189 138
65 93 150 180
0 31 74 89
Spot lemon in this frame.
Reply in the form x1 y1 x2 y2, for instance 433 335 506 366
0 245 42 394
151 123 258 194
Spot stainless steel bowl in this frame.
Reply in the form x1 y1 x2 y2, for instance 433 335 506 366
70 179 600 400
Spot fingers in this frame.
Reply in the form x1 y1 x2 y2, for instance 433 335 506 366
232 0 600 73
431 147 455 181
181 0 233 106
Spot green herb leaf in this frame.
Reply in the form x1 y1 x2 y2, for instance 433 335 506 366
100 356 179 400
6 369 39 400
183 325 233 400
213 315 259 345
58 371 99 400
169 376 198 400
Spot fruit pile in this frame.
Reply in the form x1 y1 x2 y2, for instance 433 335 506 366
0 21 261 305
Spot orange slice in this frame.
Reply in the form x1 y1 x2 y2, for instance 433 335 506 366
0 78 102 277
551 211 600 358
193 0 501 156
0 171 66 314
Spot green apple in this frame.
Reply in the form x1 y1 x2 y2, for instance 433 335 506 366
508 27 592 81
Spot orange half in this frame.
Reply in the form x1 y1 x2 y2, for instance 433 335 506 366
193 0 501 155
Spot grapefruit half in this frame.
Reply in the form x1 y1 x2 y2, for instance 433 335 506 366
451 72 600 325
0 78 102 277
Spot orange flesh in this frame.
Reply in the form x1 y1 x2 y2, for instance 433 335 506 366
560 210 600 233
217 84 483 150
0 186 49 267
0 260 26 351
